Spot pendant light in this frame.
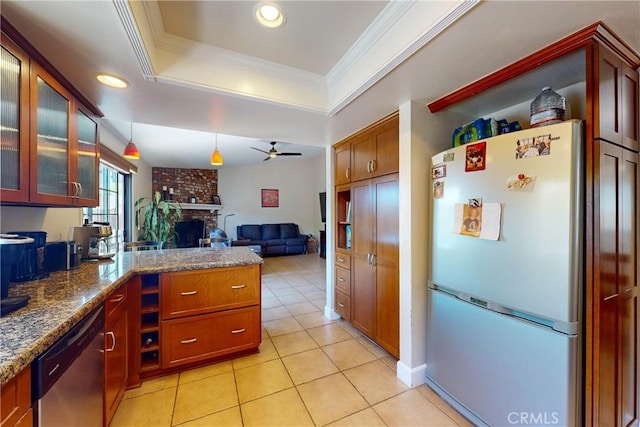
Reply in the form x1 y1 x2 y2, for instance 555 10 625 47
210 134 224 166
123 122 140 160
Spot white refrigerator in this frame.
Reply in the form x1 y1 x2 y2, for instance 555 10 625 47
426 120 584 427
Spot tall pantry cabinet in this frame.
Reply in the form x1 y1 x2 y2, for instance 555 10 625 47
333 112 400 358
589 40 639 427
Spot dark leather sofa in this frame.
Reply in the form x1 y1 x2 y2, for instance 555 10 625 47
236 223 308 256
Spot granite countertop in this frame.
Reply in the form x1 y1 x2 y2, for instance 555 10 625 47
0 247 262 386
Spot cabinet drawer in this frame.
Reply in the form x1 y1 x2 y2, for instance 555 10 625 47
335 253 351 269
161 306 261 369
335 290 351 321
161 265 260 319
106 283 127 317
335 267 351 295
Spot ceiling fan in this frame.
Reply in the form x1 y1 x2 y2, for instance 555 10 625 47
251 141 302 161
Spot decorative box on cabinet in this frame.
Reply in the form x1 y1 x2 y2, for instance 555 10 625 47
104 283 128 426
0 367 31 427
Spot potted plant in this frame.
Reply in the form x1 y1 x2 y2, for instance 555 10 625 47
134 191 183 247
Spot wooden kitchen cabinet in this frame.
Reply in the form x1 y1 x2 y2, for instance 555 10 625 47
1 24 99 207
334 141 351 185
161 266 260 319
350 174 399 357
594 141 638 427
0 367 31 427
162 306 260 369
159 265 262 370
350 114 399 182
595 43 639 152
333 113 399 357
104 283 128 426
351 178 376 337
334 264 351 321
0 34 30 204
29 63 99 206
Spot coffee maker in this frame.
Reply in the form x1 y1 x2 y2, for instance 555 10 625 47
73 223 115 260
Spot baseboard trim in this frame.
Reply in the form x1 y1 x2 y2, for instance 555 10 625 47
397 361 427 387
324 306 341 320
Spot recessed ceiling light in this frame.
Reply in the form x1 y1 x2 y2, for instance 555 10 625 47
96 73 128 89
254 3 285 28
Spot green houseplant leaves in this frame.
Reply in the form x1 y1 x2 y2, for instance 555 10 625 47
134 191 183 246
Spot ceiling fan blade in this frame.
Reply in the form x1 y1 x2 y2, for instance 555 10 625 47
263 156 271 161
251 147 269 154
276 152 302 156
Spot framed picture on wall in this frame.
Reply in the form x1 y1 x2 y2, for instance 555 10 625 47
211 195 221 205
261 189 279 208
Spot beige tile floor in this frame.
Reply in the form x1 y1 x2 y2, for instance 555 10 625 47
112 254 471 427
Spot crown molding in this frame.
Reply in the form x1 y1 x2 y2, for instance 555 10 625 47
327 0 479 116
326 0 416 83
116 0 477 115
112 0 155 81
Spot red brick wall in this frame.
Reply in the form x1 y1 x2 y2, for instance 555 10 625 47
152 167 220 231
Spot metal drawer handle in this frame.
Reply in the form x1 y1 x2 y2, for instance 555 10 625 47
106 331 116 352
338 257 345 262
231 328 246 334
338 303 345 308
181 338 197 344
181 291 198 296
49 363 60 377
231 284 246 289
338 278 345 282
110 294 125 303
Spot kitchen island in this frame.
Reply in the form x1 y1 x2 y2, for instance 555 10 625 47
0 247 263 387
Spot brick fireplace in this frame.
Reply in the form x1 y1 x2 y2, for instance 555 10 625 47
152 167 220 232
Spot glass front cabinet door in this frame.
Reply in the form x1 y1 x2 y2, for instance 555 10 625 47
75 107 99 206
0 34 30 203
29 63 99 206
29 63 73 204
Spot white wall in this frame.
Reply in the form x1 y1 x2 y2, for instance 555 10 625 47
0 124 153 242
99 124 153 241
218 155 326 239
397 101 465 387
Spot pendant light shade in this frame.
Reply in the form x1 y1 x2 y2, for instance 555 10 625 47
210 134 224 166
123 122 140 160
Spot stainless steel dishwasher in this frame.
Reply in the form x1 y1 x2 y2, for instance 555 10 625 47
32 305 104 426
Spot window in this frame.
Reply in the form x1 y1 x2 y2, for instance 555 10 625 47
83 163 132 252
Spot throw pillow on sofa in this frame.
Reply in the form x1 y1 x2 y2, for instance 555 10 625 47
261 224 281 240
280 223 299 239
240 225 262 241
